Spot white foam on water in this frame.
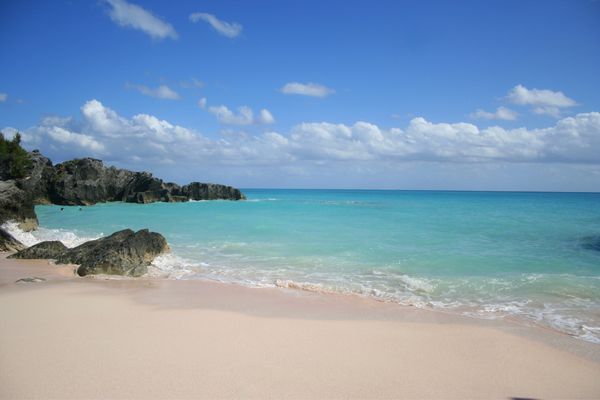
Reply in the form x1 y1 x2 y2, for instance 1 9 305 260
148 253 207 279
2 221 102 248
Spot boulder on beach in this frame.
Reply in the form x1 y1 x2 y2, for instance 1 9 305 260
59 229 171 277
0 227 26 253
8 229 171 277
8 241 68 260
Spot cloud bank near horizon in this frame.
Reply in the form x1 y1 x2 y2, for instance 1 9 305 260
9 100 599 172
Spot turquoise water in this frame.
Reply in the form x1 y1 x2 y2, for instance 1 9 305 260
15 190 600 342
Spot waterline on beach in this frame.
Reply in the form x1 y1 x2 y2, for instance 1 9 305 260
6 189 600 343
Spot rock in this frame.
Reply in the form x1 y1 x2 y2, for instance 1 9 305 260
15 277 46 283
181 182 246 201
49 158 139 205
23 152 247 206
56 229 171 277
8 240 68 259
0 180 39 231
0 227 26 252
19 150 55 205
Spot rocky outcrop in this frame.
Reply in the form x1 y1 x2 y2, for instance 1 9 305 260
9 229 170 277
181 182 246 201
21 151 246 206
19 150 55 205
8 240 67 259
0 180 39 231
0 227 26 252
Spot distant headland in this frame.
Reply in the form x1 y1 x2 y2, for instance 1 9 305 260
0 149 246 233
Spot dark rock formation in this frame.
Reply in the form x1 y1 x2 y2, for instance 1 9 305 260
9 229 170 277
60 229 170 277
0 227 26 252
19 150 55 205
181 182 246 201
8 240 67 259
21 151 246 206
0 180 39 231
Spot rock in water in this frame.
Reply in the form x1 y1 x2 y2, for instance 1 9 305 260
8 241 68 259
57 229 171 277
0 227 26 253
181 182 246 201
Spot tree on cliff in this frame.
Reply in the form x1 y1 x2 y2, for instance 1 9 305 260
0 131 33 180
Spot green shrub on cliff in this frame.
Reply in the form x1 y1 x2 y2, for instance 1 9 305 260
0 131 33 180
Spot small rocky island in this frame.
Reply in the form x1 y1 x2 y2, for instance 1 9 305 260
0 148 246 277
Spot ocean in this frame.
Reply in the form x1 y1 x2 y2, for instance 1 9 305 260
7 189 600 343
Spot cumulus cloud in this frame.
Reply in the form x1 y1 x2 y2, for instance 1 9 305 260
505 85 578 108
279 82 336 98
104 0 178 40
125 82 182 99
208 105 275 126
469 106 520 121
14 100 600 174
198 98 207 109
504 85 578 118
0 93 7 102
189 13 242 38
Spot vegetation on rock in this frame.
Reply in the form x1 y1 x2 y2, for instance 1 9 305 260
0 131 33 180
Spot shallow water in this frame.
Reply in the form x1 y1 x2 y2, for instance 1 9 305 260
8 189 600 343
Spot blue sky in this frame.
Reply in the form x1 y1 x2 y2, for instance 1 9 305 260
1 0 599 191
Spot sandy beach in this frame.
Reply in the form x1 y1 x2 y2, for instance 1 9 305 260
1 254 600 399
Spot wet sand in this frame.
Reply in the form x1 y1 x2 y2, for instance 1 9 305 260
1 254 600 399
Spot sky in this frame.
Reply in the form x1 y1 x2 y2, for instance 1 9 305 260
1 0 599 191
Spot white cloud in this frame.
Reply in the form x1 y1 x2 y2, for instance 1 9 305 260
0 93 7 102
104 0 178 40
504 85 579 118
47 127 105 152
532 106 563 118
279 82 336 98
189 13 242 38
505 85 578 108
125 82 182 99
208 105 275 126
198 98 207 109
16 100 600 178
469 106 520 121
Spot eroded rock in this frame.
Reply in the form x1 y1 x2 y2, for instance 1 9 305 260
57 229 171 277
0 227 26 252
8 240 68 259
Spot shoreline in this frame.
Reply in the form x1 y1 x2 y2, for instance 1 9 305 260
2 254 600 399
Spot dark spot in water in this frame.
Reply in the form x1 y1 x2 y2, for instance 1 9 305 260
580 236 600 252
